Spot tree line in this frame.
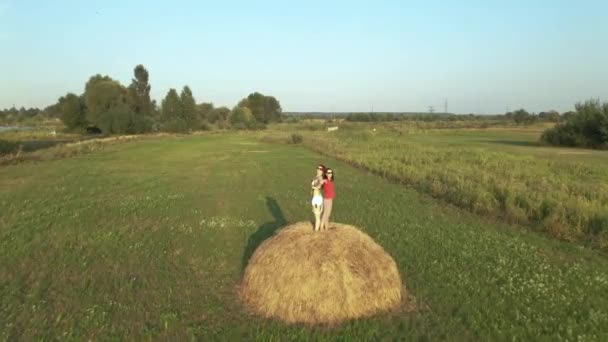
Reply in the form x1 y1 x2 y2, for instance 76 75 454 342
1 64 282 134
0 107 45 126
343 109 567 123
340 101 607 149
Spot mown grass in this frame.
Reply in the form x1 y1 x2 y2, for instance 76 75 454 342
262 122 608 250
1 133 608 340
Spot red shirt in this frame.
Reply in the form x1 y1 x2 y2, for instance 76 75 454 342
323 180 335 199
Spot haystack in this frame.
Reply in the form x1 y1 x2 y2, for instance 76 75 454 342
240 222 403 324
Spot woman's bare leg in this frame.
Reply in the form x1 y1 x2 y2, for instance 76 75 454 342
313 205 322 231
321 199 333 230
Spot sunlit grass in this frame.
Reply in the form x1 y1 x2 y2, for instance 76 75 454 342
1 133 607 340
262 122 608 250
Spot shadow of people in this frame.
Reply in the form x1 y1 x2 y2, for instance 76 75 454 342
241 197 286 272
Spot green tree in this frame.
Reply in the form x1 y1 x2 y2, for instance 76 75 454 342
150 99 161 127
59 93 87 131
180 86 199 129
127 65 152 114
207 106 230 124
161 88 181 122
99 101 133 134
262 95 282 122
84 74 133 134
539 110 560 122
511 109 534 124
44 102 63 118
7 106 18 117
197 102 214 122
126 64 154 133
562 111 576 121
161 88 187 132
229 106 256 129
238 92 282 123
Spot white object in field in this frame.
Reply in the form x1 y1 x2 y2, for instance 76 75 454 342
327 126 339 132
50 130 56 136
373 128 376 132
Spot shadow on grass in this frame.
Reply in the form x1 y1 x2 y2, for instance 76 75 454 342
241 196 286 272
481 139 539 147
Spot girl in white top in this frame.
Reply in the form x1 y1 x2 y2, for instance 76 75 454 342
311 164 326 231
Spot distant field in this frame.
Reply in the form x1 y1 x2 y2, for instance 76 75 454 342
400 125 608 165
264 122 608 250
1 133 607 340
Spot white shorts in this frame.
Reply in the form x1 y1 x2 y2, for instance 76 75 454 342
312 195 323 214
312 195 323 206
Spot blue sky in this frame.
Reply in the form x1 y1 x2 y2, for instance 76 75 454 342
1 0 607 113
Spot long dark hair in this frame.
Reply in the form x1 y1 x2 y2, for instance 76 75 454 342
317 164 327 179
326 168 334 181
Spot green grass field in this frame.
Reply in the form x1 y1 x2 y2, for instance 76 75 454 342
266 123 608 249
1 133 608 340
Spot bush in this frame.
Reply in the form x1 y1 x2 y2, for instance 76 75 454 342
251 121 267 130
127 114 155 134
232 122 247 130
228 106 266 130
541 99 608 149
507 109 537 125
0 139 19 156
207 107 231 124
96 102 134 134
199 120 212 131
0 145 27 166
216 120 231 130
538 111 561 122
288 134 303 144
230 106 256 129
541 125 584 147
301 123 325 131
162 118 189 133
284 116 300 124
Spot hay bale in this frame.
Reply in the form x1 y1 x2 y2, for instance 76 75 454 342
240 221 403 324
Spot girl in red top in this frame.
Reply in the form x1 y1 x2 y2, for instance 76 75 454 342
321 168 335 230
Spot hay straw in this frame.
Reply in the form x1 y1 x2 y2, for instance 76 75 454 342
240 221 403 324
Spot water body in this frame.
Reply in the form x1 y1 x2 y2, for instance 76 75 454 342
0 126 34 133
